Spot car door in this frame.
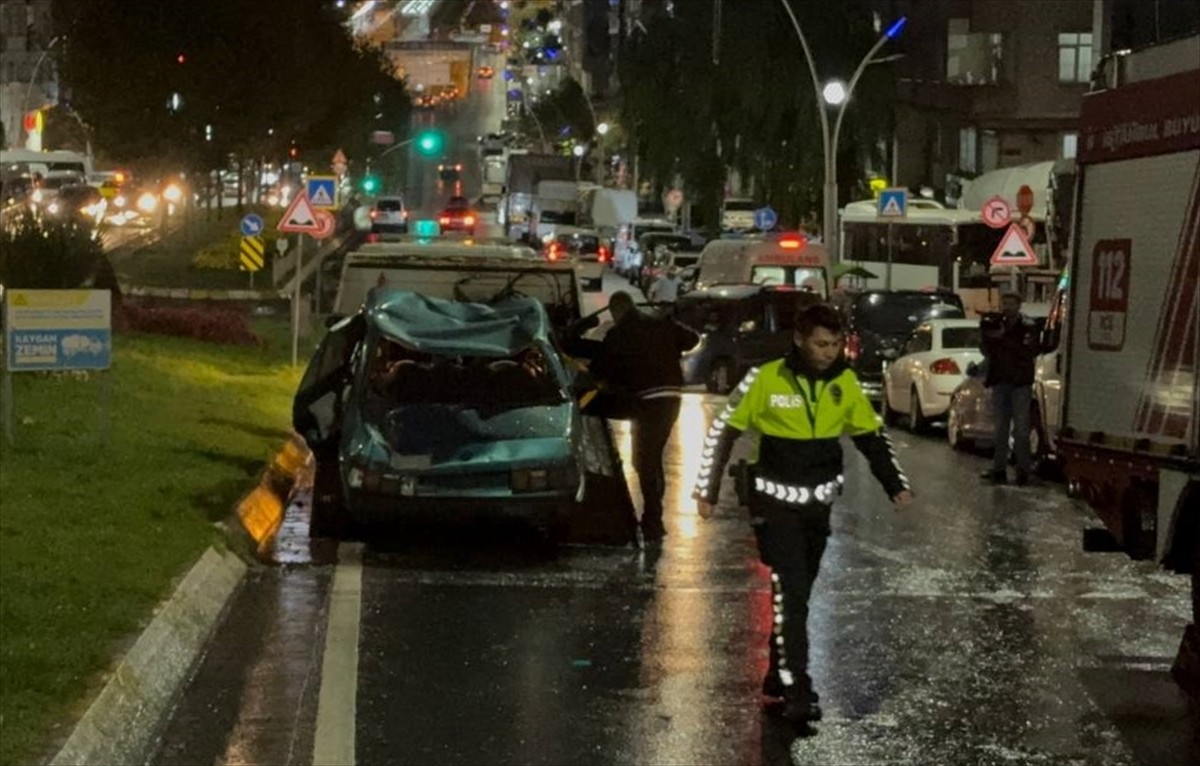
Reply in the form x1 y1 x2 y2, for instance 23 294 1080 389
292 314 366 449
732 295 774 371
890 325 931 411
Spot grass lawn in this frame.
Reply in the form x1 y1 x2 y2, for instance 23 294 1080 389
0 317 303 766
109 204 285 292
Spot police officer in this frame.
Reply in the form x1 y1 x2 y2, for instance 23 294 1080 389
588 291 699 544
693 303 913 724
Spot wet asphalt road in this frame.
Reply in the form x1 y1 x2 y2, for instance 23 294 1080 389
151 391 1197 765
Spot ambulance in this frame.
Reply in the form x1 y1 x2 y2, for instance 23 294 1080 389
694 231 830 297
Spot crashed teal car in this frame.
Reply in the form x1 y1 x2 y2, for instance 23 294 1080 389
293 288 583 539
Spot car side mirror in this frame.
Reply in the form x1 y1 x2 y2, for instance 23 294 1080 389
324 314 346 329
966 361 981 377
1040 327 1060 352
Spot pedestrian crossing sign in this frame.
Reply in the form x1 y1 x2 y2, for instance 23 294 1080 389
877 187 908 218
305 176 338 210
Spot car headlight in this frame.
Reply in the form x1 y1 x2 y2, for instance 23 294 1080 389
136 192 158 213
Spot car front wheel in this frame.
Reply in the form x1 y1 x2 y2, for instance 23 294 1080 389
947 398 973 452
309 450 348 540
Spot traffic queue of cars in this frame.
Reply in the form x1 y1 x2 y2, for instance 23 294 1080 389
309 193 1072 544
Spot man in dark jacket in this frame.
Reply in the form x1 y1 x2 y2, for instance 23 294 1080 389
980 292 1040 485
588 291 699 543
693 303 913 725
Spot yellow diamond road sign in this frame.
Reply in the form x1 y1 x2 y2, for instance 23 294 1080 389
240 236 265 272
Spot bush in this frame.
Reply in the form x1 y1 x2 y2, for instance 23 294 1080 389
0 211 105 288
114 301 260 346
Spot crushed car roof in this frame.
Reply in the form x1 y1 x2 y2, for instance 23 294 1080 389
363 288 552 358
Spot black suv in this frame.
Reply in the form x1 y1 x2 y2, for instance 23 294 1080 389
839 290 966 404
674 284 822 393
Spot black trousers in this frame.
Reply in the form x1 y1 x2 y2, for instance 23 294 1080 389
631 398 681 534
750 493 832 699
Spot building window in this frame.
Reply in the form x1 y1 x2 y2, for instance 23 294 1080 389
947 19 1003 84
1061 132 1078 159
959 126 978 173
1058 32 1093 83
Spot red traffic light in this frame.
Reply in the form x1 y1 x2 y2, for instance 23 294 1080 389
176 53 186 64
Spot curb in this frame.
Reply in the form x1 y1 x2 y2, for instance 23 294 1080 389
47 546 248 766
45 434 312 766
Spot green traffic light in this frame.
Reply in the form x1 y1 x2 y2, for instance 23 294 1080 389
361 175 380 194
415 130 444 157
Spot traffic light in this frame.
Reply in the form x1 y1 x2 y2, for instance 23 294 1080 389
415 130 444 157
361 174 380 194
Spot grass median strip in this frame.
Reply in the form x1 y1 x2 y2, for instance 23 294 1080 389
0 318 303 766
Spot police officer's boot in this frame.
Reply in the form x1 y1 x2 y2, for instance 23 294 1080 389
782 687 822 723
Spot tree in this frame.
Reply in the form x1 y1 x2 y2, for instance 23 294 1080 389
0 212 104 289
51 0 410 177
618 0 893 232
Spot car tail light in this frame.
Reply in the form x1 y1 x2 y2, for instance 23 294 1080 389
548 243 562 260
598 245 610 262
844 332 860 361
439 216 450 225
463 215 476 226
369 210 378 219
930 358 961 375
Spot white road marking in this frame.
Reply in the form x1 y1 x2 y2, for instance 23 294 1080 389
313 543 363 766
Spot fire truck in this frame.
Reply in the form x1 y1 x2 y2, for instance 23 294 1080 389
1057 33 1200 698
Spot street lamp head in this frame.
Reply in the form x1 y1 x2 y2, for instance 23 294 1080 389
572 144 586 157
884 16 907 40
596 122 609 136
822 80 848 106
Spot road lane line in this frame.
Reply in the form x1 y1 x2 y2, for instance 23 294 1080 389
313 543 363 766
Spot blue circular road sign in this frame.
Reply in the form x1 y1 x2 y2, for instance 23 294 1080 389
754 206 778 231
240 213 264 237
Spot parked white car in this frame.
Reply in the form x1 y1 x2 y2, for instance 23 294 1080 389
881 318 983 433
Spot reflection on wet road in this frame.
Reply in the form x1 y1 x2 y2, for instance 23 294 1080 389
151 388 1196 765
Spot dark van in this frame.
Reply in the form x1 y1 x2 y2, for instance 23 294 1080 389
674 284 822 393
841 289 966 403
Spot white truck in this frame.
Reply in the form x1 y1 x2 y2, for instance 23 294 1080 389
1057 34 1199 699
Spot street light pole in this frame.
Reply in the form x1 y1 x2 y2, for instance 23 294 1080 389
777 2 904 263
22 35 61 148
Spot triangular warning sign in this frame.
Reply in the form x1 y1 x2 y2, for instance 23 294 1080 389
278 191 322 234
989 223 1039 266
310 185 334 207
881 196 904 216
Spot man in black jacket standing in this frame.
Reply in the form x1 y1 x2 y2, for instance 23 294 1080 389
588 291 699 544
980 292 1041 485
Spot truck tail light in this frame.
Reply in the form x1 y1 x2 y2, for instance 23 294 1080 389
844 332 860 361
929 358 961 375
